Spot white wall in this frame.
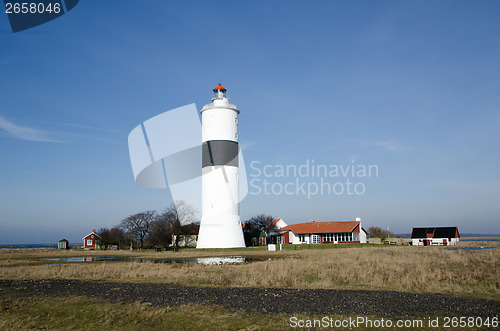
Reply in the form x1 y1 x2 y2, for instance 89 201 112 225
412 238 458 246
288 231 309 244
275 219 288 230
359 229 367 243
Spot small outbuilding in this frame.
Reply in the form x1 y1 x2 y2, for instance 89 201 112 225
58 239 69 250
411 227 460 246
250 231 267 246
172 223 200 248
82 229 101 250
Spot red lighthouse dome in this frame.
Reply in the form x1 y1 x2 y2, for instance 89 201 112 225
213 83 226 92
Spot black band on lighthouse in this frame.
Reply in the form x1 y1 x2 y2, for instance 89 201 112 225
202 140 238 167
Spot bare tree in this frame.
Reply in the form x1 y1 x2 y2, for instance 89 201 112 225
120 211 156 250
244 214 277 232
108 226 126 249
243 214 277 246
97 228 111 249
158 201 197 248
148 216 172 249
98 227 127 250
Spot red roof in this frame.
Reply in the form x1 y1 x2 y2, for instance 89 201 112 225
213 83 226 91
279 221 360 234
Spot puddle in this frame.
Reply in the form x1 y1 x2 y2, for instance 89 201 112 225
37 256 265 265
195 257 246 265
448 247 495 251
138 256 252 265
41 256 126 262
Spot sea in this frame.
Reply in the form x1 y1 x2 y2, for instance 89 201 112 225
0 244 83 249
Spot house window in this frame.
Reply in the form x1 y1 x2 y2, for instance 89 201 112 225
323 233 334 242
312 235 321 244
86 239 92 246
353 232 359 241
298 234 306 243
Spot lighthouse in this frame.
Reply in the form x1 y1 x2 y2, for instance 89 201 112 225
196 83 246 248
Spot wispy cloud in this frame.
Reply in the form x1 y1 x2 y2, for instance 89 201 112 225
42 120 124 134
0 115 63 143
372 140 410 153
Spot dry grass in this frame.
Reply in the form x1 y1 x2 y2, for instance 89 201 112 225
1 243 498 300
2 295 469 331
0 295 295 331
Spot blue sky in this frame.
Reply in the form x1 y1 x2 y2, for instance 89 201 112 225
1 1 499 244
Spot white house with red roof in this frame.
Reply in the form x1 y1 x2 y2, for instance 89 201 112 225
275 218 367 245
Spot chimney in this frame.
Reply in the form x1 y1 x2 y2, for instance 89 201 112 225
92 229 96 233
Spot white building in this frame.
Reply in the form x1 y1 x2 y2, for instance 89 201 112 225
274 218 367 245
410 227 460 246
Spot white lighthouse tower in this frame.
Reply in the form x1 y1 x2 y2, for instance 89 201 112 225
196 83 245 248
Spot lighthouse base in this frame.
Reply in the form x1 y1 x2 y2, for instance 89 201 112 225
197 214 245 248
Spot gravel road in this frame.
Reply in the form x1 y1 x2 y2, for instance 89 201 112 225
0 280 498 318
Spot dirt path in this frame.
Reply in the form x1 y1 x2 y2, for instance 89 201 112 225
0 280 498 318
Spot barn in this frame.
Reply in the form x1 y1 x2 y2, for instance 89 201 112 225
275 218 367 245
411 227 460 246
82 229 101 250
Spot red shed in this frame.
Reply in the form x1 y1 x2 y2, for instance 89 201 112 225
82 229 101 250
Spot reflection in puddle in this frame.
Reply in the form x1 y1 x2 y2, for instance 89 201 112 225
196 257 246 265
140 257 248 265
42 257 126 262
39 256 263 265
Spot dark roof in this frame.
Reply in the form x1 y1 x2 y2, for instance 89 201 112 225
181 223 200 235
411 227 459 239
59 239 68 242
250 231 266 237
